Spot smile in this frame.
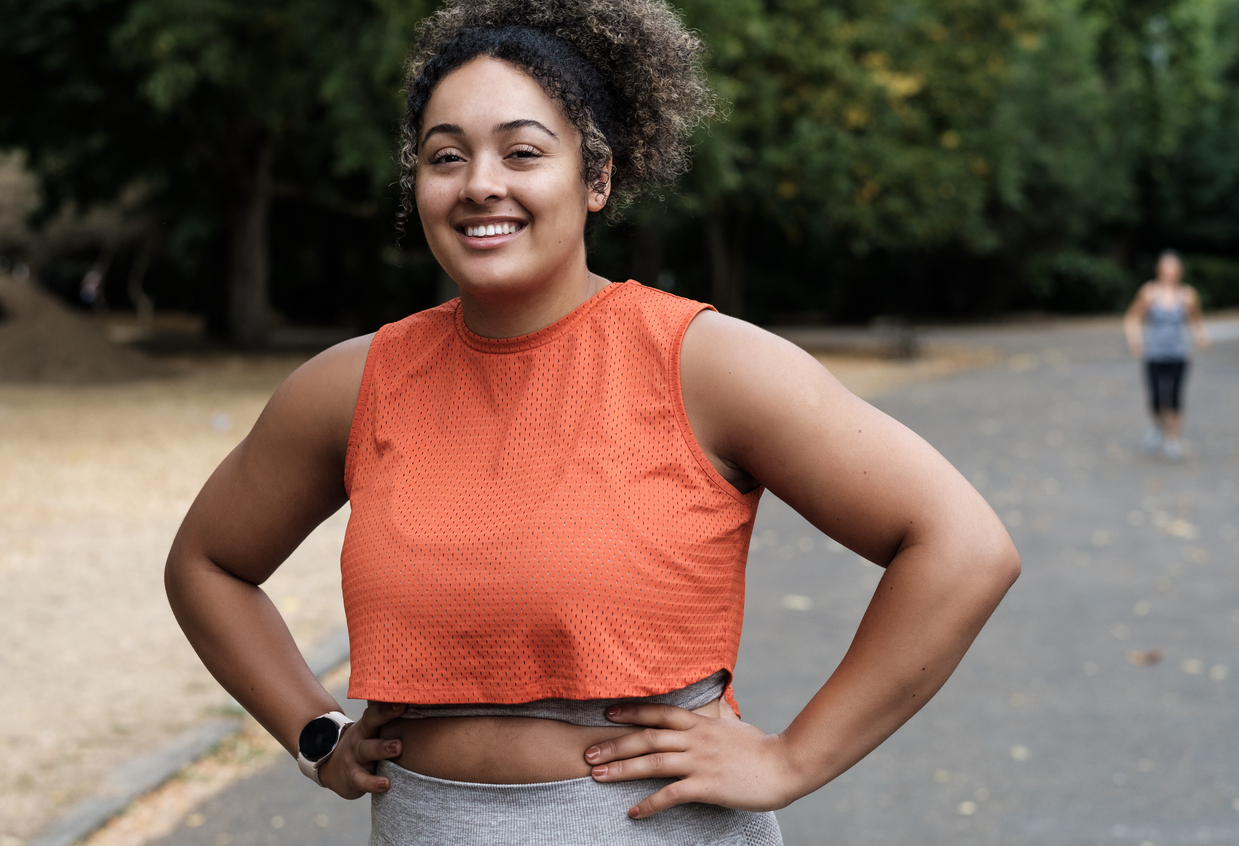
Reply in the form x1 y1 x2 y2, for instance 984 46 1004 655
462 222 523 237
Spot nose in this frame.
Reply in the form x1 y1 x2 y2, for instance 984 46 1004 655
459 153 507 205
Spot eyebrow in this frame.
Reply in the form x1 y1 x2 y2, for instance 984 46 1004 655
494 119 558 139
420 119 559 148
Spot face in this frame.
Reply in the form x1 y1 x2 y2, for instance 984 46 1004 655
1157 254 1183 284
415 57 609 299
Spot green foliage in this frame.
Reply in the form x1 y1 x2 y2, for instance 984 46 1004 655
1185 254 1239 308
615 0 1239 318
0 0 434 332
4 0 1239 326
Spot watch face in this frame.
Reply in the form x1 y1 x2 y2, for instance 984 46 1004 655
299 716 342 762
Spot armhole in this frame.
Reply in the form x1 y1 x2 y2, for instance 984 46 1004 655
343 329 383 496
669 305 763 506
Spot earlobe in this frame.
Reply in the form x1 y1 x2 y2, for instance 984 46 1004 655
588 162 614 213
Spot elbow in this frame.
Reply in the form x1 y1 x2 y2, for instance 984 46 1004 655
979 523 1021 592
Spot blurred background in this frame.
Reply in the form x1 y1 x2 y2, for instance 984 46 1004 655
2 1 1238 845
3 0 1239 339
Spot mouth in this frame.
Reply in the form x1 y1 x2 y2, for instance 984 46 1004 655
458 221 525 239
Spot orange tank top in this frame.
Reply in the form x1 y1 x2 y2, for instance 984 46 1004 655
341 281 762 712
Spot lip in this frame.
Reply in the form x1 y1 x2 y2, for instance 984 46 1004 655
454 216 527 250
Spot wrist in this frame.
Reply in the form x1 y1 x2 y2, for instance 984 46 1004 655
770 731 817 809
296 711 355 785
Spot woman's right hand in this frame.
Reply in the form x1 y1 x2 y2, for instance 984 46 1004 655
318 701 407 799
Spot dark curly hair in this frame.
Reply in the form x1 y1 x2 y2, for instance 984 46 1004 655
398 0 715 233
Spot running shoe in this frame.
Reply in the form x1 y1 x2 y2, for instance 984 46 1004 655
1142 428 1163 453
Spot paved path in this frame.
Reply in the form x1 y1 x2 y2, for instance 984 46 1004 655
151 318 1239 846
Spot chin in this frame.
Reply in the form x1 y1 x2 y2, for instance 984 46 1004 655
451 261 542 298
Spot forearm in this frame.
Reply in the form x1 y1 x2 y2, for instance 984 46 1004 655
165 548 340 755
1123 317 1143 353
779 533 1019 799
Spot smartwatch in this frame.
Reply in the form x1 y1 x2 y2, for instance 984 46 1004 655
296 711 355 785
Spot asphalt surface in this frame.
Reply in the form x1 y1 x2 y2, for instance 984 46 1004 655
150 318 1239 846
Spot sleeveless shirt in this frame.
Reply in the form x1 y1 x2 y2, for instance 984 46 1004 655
341 281 762 714
1143 297 1191 362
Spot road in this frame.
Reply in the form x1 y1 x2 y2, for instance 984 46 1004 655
150 317 1239 846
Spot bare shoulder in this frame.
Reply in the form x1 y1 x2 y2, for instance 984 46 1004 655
259 332 375 456
681 310 1001 565
680 309 862 443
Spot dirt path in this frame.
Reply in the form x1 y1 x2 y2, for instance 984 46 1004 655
0 355 352 843
0 321 991 844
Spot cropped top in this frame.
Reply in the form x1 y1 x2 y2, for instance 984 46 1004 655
341 281 762 715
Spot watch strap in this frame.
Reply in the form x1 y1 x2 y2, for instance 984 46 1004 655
296 710 354 786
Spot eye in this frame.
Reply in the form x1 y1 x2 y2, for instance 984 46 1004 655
509 145 542 160
428 150 464 165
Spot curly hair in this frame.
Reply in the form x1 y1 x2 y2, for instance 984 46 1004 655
397 0 716 232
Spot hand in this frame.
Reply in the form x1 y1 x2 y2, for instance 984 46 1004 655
317 701 406 799
583 703 798 819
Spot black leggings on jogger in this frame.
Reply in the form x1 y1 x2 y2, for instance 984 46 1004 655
1145 359 1188 413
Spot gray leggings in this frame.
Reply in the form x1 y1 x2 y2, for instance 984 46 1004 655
371 761 783 845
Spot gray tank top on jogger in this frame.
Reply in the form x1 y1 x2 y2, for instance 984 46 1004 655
401 670 729 727
1144 298 1191 362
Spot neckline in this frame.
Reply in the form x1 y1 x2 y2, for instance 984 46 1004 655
453 281 630 353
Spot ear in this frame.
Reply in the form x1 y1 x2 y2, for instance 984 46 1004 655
588 159 613 213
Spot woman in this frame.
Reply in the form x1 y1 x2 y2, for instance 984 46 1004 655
165 1 1020 842
1123 250 1210 461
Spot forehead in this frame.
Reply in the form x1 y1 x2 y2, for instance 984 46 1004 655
422 56 570 135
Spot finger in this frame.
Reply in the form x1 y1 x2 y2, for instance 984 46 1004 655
591 750 689 783
627 778 695 819
355 737 402 764
605 703 698 730
585 726 687 765
356 701 406 735
350 766 393 796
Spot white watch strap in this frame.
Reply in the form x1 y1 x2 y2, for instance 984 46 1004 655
296 710 354 786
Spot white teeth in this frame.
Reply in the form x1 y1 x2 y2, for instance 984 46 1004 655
466 223 519 237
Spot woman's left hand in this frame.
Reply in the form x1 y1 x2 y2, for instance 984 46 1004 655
584 703 799 819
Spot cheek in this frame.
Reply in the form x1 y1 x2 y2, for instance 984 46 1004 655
415 178 453 228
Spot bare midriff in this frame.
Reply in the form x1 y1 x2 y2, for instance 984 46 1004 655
377 697 727 783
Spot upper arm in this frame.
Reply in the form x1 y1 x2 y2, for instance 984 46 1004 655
1186 286 1205 322
680 312 1008 567
169 333 374 585
1125 284 1151 321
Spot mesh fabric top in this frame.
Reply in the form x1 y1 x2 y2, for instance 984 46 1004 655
341 281 762 711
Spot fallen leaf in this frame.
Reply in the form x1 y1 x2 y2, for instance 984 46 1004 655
1127 648 1163 666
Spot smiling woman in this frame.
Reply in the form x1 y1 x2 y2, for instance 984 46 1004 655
164 1 1020 844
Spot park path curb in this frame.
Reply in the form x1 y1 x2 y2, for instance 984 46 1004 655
30 629 351 846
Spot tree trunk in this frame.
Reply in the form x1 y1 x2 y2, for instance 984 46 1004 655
227 140 275 346
707 213 743 316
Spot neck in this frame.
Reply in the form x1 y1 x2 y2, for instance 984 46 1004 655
459 266 609 339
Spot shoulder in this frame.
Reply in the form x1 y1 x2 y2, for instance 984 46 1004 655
680 311 844 444
259 333 375 460
1128 283 1154 311
681 310 823 385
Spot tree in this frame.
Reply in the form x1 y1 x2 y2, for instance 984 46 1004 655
0 0 428 343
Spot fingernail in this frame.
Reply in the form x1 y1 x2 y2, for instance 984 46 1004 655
388 741 400 754
628 806 641 819
606 706 622 718
379 779 390 791
592 765 607 777
585 747 599 761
